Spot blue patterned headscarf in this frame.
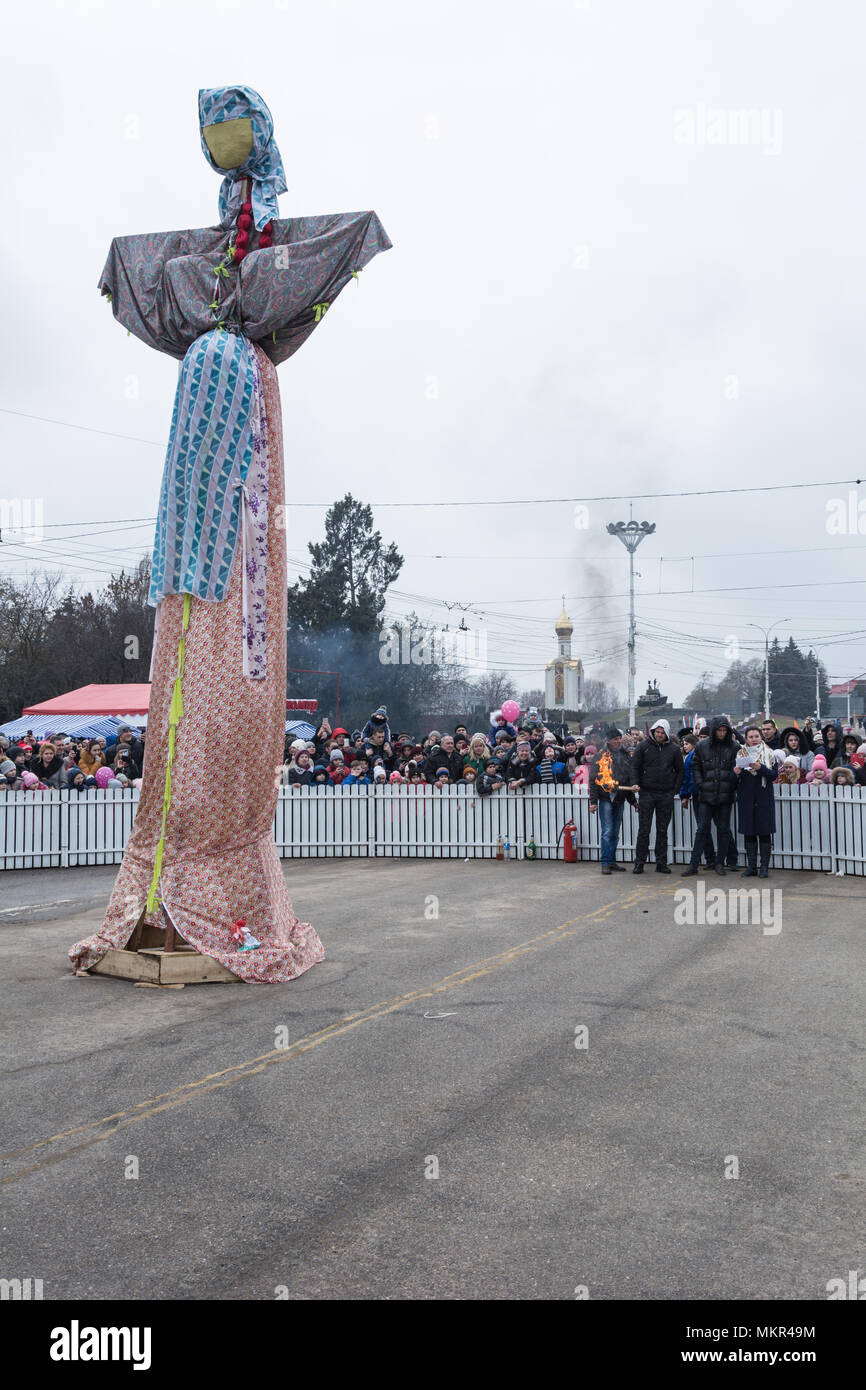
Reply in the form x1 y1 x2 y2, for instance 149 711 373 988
198 86 287 230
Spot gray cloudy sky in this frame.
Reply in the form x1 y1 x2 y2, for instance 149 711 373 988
4 0 866 710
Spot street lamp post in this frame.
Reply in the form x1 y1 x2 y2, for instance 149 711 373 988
747 620 789 720
607 515 656 727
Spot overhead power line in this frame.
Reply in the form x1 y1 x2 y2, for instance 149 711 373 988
0 408 860 504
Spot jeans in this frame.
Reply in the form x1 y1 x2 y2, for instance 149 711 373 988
635 790 674 865
597 797 625 865
690 801 732 868
688 801 716 865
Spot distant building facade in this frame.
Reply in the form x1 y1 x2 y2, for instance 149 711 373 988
545 601 582 713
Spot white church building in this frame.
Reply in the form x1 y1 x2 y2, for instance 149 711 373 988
545 600 583 713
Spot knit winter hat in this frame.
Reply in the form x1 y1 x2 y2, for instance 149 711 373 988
373 765 387 780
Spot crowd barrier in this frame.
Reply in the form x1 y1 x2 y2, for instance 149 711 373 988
2 784 864 874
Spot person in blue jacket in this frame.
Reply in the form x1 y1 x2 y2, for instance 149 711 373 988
679 732 716 869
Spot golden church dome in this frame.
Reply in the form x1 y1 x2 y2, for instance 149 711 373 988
555 601 573 637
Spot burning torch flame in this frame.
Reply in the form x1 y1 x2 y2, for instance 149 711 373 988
594 750 619 795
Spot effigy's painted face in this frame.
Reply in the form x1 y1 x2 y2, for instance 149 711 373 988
202 117 253 170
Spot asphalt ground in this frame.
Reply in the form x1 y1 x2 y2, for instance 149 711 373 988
0 858 863 1301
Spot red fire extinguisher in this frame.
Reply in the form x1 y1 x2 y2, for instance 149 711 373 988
559 819 578 863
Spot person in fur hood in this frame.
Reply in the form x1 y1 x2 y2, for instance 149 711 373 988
777 725 816 773
829 765 856 786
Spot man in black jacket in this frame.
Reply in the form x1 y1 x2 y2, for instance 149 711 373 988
632 719 684 874
682 715 738 877
423 733 464 784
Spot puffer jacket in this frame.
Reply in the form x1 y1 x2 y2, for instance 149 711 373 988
692 717 737 805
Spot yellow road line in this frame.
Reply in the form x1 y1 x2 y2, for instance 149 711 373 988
0 885 661 1187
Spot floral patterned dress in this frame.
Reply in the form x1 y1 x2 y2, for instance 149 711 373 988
69 208 391 980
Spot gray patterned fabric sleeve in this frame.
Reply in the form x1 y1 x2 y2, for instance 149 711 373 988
98 211 392 365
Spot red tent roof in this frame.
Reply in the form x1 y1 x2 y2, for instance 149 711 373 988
23 684 153 716
22 685 319 717
829 678 865 696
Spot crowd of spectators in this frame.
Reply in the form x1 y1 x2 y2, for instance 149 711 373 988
0 726 144 792
2 705 865 797
273 705 866 794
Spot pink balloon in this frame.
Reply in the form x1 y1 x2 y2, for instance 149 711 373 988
501 700 520 722
94 767 115 788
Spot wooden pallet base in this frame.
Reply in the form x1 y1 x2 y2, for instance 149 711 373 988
90 946 240 985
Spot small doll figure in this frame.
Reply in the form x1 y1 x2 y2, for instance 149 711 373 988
230 919 262 950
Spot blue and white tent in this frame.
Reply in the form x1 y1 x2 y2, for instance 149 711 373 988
0 715 136 742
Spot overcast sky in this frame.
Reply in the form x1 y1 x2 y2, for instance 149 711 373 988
4 0 865 710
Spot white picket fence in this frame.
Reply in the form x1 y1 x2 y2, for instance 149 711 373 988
2 784 865 874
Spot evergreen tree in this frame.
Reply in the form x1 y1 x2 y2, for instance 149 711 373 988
286 494 402 634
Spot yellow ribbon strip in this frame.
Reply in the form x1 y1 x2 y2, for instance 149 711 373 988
145 592 191 916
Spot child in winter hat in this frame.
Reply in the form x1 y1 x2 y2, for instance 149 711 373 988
777 757 803 784
829 765 855 785
806 754 828 784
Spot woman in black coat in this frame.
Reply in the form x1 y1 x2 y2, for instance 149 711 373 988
733 726 777 878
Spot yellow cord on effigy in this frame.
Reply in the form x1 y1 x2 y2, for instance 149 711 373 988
145 592 191 916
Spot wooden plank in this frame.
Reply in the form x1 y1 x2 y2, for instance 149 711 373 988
157 950 239 984
88 945 238 985
90 948 160 983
